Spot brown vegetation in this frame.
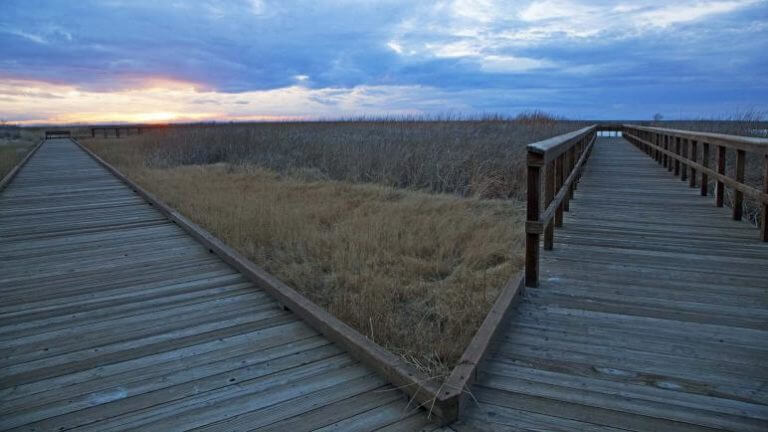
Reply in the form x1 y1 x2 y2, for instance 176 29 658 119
84 117 573 377
80 114 766 376
109 117 581 200
0 130 39 180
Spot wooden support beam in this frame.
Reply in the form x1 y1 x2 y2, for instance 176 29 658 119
701 142 710 196
555 155 564 226
667 135 673 171
675 137 681 176
689 140 697 188
733 149 745 220
525 164 541 287
763 154 768 242
681 139 688 182
544 161 555 250
567 146 576 200
715 145 726 207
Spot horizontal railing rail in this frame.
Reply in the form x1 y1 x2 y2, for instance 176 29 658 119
525 125 598 287
91 126 143 138
622 124 768 241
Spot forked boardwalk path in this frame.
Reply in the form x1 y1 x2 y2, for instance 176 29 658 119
0 139 437 431
457 137 768 431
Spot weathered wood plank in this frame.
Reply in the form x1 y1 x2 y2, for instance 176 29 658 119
0 138 431 430
464 137 768 431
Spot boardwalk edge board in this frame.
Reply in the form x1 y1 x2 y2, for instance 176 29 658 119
442 273 524 413
0 139 44 192
70 138 458 423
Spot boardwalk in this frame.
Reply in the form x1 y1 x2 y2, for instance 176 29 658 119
457 137 768 431
0 139 436 431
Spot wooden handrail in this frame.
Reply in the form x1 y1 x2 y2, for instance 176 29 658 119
623 125 768 242
627 125 768 155
525 125 597 287
527 125 596 163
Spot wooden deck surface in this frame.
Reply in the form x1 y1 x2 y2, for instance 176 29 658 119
0 139 438 431
456 137 768 431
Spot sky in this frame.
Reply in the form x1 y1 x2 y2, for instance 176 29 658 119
1 0 767 124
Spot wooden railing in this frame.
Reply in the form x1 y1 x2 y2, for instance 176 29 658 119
525 125 597 287
91 126 143 138
623 125 768 242
44 130 71 139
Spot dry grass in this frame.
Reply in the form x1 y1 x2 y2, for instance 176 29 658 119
85 141 525 377
110 117 581 200
0 131 40 179
84 117 577 375
69 113 768 377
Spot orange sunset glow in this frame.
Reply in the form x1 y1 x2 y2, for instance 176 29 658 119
0 77 428 125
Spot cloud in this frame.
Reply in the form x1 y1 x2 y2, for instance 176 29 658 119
478 55 555 73
0 0 766 120
637 1 760 27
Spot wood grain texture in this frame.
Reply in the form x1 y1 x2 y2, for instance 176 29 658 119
71 138 451 423
0 139 435 431
462 137 768 431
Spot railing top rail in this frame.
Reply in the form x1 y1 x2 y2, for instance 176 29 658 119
624 124 768 154
527 125 597 163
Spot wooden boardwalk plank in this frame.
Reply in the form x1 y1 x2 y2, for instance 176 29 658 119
463 137 768 431
0 139 432 431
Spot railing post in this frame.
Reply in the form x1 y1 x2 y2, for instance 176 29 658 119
555 155 565 226
568 146 576 199
689 140 697 188
681 139 688 182
544 161 555 250
525 158 542 287
648 133 653 156
663 135 669 169
701 142 710 196
116 128 120 139
733 150 745 220
655 134 661 163
715 145 726 207
667 135 673 171
573 140 582 191
762 154 768 242
91 128 95 138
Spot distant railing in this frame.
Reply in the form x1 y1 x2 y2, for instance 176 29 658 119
525 125 597 287
623 125 768 242
91 126 143 138
44 130 71 140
